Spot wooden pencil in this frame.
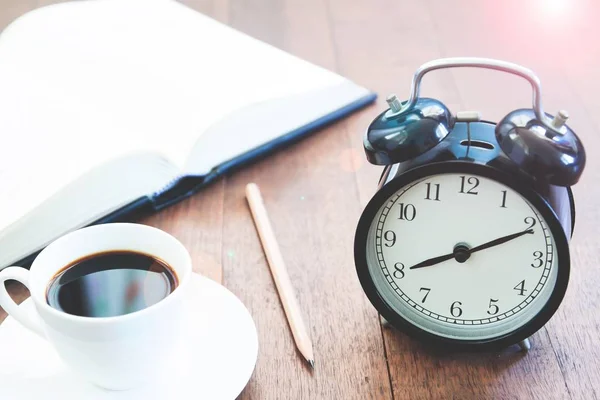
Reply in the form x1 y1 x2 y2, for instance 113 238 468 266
245 183 315 369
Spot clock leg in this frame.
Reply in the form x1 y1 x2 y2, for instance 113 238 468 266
518 338 531 352
380 315 392 328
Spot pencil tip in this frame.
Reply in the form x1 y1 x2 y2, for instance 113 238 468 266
308 359 315 369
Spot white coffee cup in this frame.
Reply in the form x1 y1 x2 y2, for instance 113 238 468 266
0 223 192 390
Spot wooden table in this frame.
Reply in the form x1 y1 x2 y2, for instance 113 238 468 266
2 1 600 398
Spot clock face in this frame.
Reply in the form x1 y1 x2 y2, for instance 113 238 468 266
362 170 563 341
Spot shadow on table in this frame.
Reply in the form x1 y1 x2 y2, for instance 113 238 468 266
380 324 547 397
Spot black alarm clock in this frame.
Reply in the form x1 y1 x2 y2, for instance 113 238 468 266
354 57 586 352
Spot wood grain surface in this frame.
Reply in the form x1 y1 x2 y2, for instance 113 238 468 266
1 0 600 399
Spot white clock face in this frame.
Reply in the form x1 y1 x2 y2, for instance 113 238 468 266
365 172 559 340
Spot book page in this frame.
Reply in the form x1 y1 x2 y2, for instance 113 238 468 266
0 0 350 231
0 64 167 231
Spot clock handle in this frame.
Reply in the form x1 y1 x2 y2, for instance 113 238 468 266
397 57 553 128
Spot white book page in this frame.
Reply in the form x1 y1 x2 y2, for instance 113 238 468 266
0 70 161 232
0 0 350 232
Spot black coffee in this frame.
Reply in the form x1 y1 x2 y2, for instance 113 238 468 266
46 250 178 318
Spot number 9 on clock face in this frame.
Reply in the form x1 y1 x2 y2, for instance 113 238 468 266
354 163 570 350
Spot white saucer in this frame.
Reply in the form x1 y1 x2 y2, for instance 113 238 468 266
0 273 258 400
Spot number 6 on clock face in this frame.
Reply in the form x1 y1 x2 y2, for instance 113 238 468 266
355 163 570 351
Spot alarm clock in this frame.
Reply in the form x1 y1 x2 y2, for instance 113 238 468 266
354 57 586 352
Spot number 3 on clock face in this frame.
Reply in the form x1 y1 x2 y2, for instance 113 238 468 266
354 163 570 350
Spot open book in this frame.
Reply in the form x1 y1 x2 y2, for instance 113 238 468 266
0 0 375 269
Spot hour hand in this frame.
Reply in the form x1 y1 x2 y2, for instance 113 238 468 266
409 252 455 270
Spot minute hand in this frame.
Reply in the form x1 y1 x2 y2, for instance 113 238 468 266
469 228 534 254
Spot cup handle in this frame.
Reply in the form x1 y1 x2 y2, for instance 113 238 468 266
0 267 45 337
